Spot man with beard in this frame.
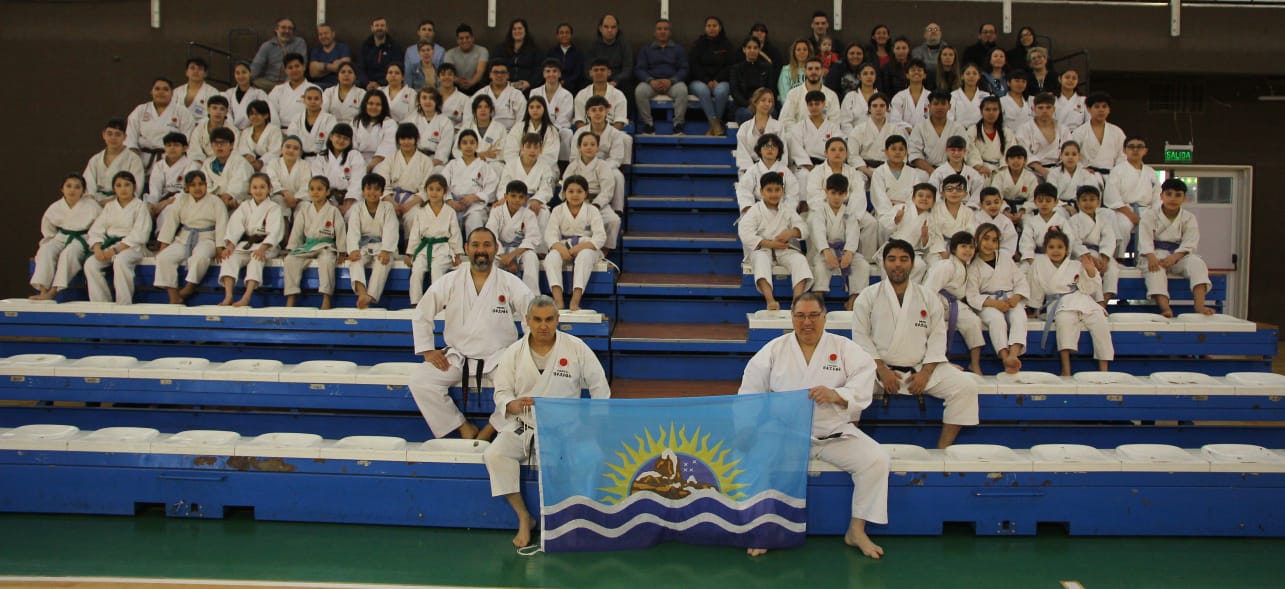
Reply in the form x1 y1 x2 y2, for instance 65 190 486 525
961 24 998 70
851 239 979 448
779 57 841 133
410 227 535 441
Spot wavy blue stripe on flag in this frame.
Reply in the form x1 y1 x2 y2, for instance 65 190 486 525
533 391 813 552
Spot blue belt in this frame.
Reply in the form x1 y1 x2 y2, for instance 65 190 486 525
1154 240 1181 253
939 289 959 333
1040 285 1077 351
182 225 215 258
829 241 850 277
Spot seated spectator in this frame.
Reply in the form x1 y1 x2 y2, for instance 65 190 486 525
126 77 196 174
878 37 912 95
381 63 417 123
982 47 1009 97
806 11 838 54
407 41 439 91
961 23 998 70
321 63 365 125
634 19 690 135
910 22 948 81
735 90 785 172
730 37 775 124
357 17 402 91
84 171 151 304
29 174 101 301
224 61 270 130
308 23 352 89
443 24 489 94
1025 47 1057 96
267 53 319 130
866 24 893 68
175 57 219 120
839 63 882 129
493 19 541 92
251 17 308 89
825 42 869 98
583 14 633 90
934 46 961 92
780 57 840 133
777 39 812 100
748 22 783 70
404 20 446 73
689 16 736 137
1007 26 1040 71
546 23 585 91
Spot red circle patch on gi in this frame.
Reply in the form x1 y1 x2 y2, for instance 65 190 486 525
1021 186 1028 192
319 132 326 138
829 354 837 361
432 132 439 137
344 167 350 174
559 358 568 366
499 295 506 303
325 221 332 227
920 309 928 317
172 117 178 123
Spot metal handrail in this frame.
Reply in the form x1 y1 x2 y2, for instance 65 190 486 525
187 42 236 87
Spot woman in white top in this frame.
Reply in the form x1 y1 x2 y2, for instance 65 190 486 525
502 95 561 168
235 100 283 172
839 64 880 130
845 92 903 177
381 63 418 123
223 61 269 131
352 90 397 172
125 77 197 173
84 171 152 304
30 174 103 300
407 87 454 171
322 63 366 125
453 95 508 179
966 96 1010 177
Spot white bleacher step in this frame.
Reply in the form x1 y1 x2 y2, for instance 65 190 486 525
153 430 242 455
129 357 211 380
0 354 67 377
54 355 140 378
235 433 325 459
279 360 359 384
1202 444 1285 473
320 436 408 461
1107 313 1182 331
1072 371 1155 395
1223 372 1285 395
944 444 1033 472
408 438 492 463
0 424 80 450
355 362 420 385
1114 444 1209 472
747 309 854 330
1030 444 1123 472
67 427 159 453
1175 313 1256 332
211 359 284 382
883 444 945 472
1148 372 1237 396
994 371 1077 395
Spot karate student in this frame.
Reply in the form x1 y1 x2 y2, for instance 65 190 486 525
321 63 366 125
188 95 238 166
153 171 228 304
544 176 606 311
928 136 984 207
217 173 285 307
788 91 847 187
991 145 1039 222
908 91 968 174
224 61 270 131
201 127 253 211
146 132 198 219
30 175 102 301
965 96 1010 177
999 73 1032 130
869 135 929 222
84 171 152 304
838 64 881 128
126 77 197 174
805 139 876 258
562 133 620 254
345 174 399 309
1019 183 1076 263
879 182 942 283
735 88 787 173
1029 230 1113 375
484 295 611 549
888 59 931 129
1071 93 1126 173
175 57 220 120
571 96 629 211
740 292 888 559
454 95 509 180
1139 178 1215 317
311 123 365 208
486 181 542 293
809 174 870 309
266 54 319 130
574 59 630 131
949 64 990 128
235 100 283 172
530 60 577 160
380 63 417 123
265 136 313 214
374 123 435 224
84 120 146 201
1045 140 1103 213
966 222 1029 373
436 64 471 128
502 134 558 238
283 175 347 309
1014 92 1071 177
929 175 977 260
736 134 800 213
780 58 842 133
739 172 813 311
925 231 986 374
846 93 906 178
405 175 464 304
410 227 535 440
1054 70 1088 130
352 91 398 172
285 87 337 161
442 130 500 235
1104 136 1161 258
502 96 562 169
406 88 454 172
975 188 1019 261
852 240 981 447
1069 186 1119 303
470 62 528 132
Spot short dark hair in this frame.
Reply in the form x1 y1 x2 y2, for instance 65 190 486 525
395 123 420 141
941 174 967 190
805 90 826 104
907 58 928 72
585 95 610 110
949 231 975 253
207 95 229 109
185 57 209 70
209 127 236 143
1085 92 1112 108
884 134 907 150
792 292 827 311
928 90 952 104
1043 230 1070 249
505 180 529 195
883 239 915 260
1076 185 1102 200
456 24 474 36
1161 178 1188 193
283 53 305 67
913 182 938 198
1033 182 1058 200
825 173 849 193
361 173 386 191
589 58 612 69
759 171 785 189
162 132 188 146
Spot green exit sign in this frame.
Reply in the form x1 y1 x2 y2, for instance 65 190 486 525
1165 143 1194 164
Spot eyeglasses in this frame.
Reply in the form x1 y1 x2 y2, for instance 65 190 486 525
792 312 823 321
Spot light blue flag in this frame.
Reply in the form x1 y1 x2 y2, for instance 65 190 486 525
533 391 814 552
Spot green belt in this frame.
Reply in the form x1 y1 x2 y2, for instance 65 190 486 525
100 235 124 250
290 236 336 255
58 228 89 251
413 236 449 260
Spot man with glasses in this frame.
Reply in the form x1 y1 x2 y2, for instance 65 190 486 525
739 291 888 559
962 23 998 70
910 23 949 80
251 17 309 89
851 239 979 448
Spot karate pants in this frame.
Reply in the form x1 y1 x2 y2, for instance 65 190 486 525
499 249 540 293
857 214 881 261
154 240 217 288
1055 310 1115 360
1143 253 1212 299
408 252 455 305
459 203 488 236
84 248 145 304
597 205 621 249
408 359 502 438
348 254 391 302
219 246 278 286
876 363 981 426
545 248 600 291
1097 254 1120 296
812 430 890 525
484 426 535 496
979 304 1028 355
941 297 987 350
31 239 88 290
556 127 574 162
1112 206 1149 258
634 81 688 126
609 169 626 212
810 254 871 296
750 248 813 290
283 249 336 295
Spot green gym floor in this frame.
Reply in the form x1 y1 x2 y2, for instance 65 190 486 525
0 513 1281 588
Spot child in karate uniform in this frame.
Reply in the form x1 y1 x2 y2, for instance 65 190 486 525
284 175 347 309
30 175 102 300
925 231 986 374
346 174 400 309
739 172 812 311
404 174 463 305
878 182 941 283
486 180 542 293
975 188 1018 261
1068 186 1119 304
809 174 871 310
1028 230 1113 376
84 171 152 304
1139 178 1215 317
217 173 285 307
967 222 1029 373
154 170 228 304
544 176 606 311
1019 183 1076 265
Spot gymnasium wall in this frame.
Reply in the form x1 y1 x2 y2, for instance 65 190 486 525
2 0 1282 327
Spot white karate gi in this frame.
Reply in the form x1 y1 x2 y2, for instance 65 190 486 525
466 85 527 131
263 157 313 216
321 86 366 125
1014 120 1071 167
869 164 929 219
405 202 464 304
442 156 499 234
285 111 339 158
439 89 471 128
1137 207 1211 298
1068 210 1120 295
352 118 398 165
219 198 285 286
375 150 436 215
738 201 813 290
974 210 1019 261
502 124 561 169
1054 93 1087 130
174 82 220 120
382 85 417 123
543 203 606 292
736 160 801 212
484 331 611 496
530 84 577 160
84 198 152 304
846 119 910 167
406 113 455 167
929 201 977 253
1019 209 1076 261
929 163 986 208
923 257 986 350
187 122 239 166
147 156 199 203
788 117 846 170
153 192 228 288
1045 165 1103 206
1104 162 1161 257
283 202 346 296
31 197 102 290
809 203 871 295
948 88 990 128
452 122 509 179
879 203 941 282
562 156 621 250
311 150 366 204
125 102 197 166
805 164 877 257
409 267 534 438
999 95 1032 130
223 86 270 130
840 90 876 129
1071 121 1126 171
573 85 630 127
344 200 399 302
570 125 629 210
889 88 931 130
964 127 1011 173
234 125 284 165
739 331 889 525
486 203 542 293
990 166 1040 212
780 85 842 132
1028 255 1113 360
268 80 320 130
851 281 980 426
908 119 969 169
83 149 146 199
201 156 254 204
734 117 788 172
966 255 1030 355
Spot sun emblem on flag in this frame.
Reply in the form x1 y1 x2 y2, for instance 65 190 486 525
599 423 747 505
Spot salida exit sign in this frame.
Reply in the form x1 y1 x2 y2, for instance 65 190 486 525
1165 143 1194 164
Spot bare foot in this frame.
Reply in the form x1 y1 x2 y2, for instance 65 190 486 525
167 290 183 305
178 284 198 300
1061 369 1072 377
1002 354 1021 374
285 295 297 308
29 289 55 301
569 304 582 311
1197 305 1215 316
513 513 536 548
458 421 480 439
476 424 497 442
844 296 856 311
969 363 983 376
231 296 252 307
1159 309 1174 318
746 548 768 556
356 294 373 309
766 300 780 311
844 529 884 559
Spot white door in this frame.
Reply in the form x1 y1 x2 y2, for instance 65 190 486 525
1156 165 1252 318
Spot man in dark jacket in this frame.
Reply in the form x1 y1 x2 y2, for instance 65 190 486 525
583 14 634 90
358 16 402 90
730 36 774 123
961 23 998 70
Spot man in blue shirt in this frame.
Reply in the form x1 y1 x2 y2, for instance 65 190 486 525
633 19 689 135
404 20 446 72
308 23 352 89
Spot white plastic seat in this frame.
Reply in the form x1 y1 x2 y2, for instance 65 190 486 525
944 444 1032 472
235 432 325 458
1175 313 1256 332
129 357 211 380
1201 444 1285 473
66 427 159 453
1224 372 1285 396
882 444 944 471
1073 371 1155 395
1147 372 1237 396
384 309 415 321
994 371 1077 395
210 359 284 382
320 435 408 461
0 424 80 450
1109 312 1181 331
407 438 492 463
91 303 180 316
0 354 68 377
1030 444 1122 472
318 307 389 320
746 309 793 330
1115 444 1208 472
55 355 140 378
153 430 241 455
279 360 359 384
559 309 605 322
178 305 251 317
354 362 419 385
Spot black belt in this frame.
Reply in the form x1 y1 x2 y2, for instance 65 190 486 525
810 156 825 166
818 432 844 440
864 159 884 168
244 234 267 244
882 364 926 411
514 422 534 436
302 151 318 158
886 365 918 373
1089 166 1111 175
418 148 436 157
459 356 485 412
